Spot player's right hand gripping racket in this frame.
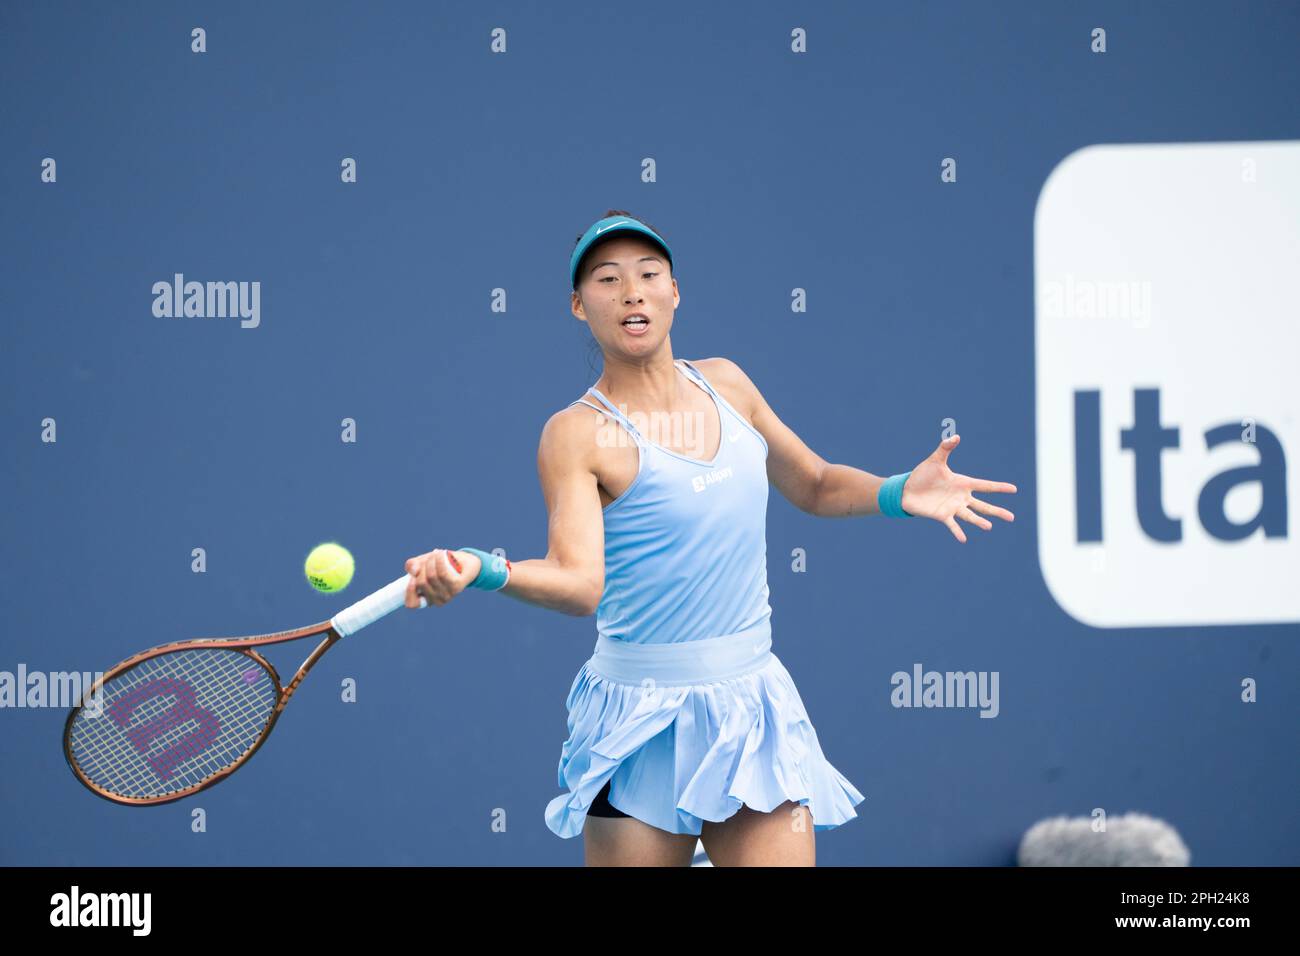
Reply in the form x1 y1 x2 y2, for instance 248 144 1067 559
64 567 448 806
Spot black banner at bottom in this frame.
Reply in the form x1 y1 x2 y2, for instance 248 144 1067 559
1 865 1287 940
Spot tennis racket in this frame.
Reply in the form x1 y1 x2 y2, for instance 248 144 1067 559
64 556 459 806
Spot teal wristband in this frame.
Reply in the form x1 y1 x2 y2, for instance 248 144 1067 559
878 472 913 518
458 547 511 591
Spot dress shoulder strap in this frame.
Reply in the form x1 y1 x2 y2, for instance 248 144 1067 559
566 396 605 414
568 389 646 443
675 358 719 400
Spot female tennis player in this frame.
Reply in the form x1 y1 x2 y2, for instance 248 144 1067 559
402 211 1017 866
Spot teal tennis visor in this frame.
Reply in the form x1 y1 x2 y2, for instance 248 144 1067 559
570 215 673 289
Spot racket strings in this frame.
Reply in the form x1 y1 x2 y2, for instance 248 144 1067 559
68 646 280 800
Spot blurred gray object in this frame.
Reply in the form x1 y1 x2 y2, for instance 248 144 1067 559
1018 812 1191 866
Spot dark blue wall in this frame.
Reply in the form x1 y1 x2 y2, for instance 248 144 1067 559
2 0 1296 865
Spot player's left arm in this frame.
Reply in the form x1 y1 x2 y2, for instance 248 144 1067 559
698 357 1017 543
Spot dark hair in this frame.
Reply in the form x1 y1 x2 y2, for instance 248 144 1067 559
571 208 672 289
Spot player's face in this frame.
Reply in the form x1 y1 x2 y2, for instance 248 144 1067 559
572 236 679 357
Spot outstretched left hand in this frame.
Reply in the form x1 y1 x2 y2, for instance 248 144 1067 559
899 434 1017 543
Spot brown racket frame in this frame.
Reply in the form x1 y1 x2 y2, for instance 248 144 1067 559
64 559 460 807
63 621 342 807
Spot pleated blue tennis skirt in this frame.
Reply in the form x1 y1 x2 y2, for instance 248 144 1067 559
544 619 867 838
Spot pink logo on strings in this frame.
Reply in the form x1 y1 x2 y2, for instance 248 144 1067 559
107 677 222 781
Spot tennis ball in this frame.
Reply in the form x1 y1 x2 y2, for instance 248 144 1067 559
305 542 354 593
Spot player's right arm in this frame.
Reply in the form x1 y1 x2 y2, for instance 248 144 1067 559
405 407 605 614
494 407 606 616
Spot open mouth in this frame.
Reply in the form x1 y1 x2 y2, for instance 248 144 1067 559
621 314 649 334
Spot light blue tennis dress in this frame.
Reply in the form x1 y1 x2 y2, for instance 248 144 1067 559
544 358 866 838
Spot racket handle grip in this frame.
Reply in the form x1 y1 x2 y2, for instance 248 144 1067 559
330 574 424 637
